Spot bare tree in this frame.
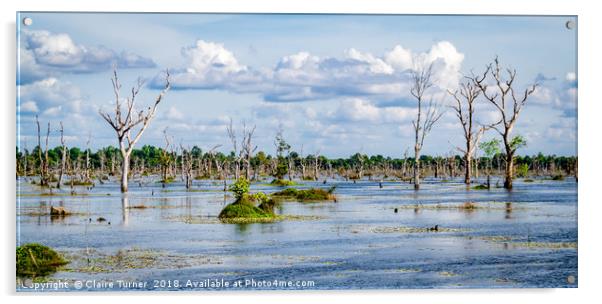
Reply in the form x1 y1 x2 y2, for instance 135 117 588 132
180 144 194 189
448 78 486 185
99 69 170 192
472 57 537 189
57 122 67 189
226 119 241 180
35 115 50 187
241 123 257 180
409 63 444 190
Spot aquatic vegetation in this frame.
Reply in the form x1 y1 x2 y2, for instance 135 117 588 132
438 271 459 277
271 187 336 202
16 243 68 277
472 184 489 190
270 179 298 186
63 180 93 186
219 178 278 222
61 247 222 273
523 178 535 182
510 241 577 249
158 176 176 184
370 226 468 234
551 174 565 181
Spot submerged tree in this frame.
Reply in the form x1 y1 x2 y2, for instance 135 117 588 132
448 78 486 185
99 69 170 192
409 63 444 190
472 57 537 189
479 138 500 189
35 115 50 187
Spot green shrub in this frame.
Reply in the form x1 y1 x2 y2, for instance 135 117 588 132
16 243 68 277
229 177 250 200
516 163 529 178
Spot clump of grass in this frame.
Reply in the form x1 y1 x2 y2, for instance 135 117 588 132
64 180 93 186
523 178 535 182
17 243 68 277
269 179 298 186
460 201 478 210
158 176 176 184
272 187 336 202
551 174 565 181
472 184 489 190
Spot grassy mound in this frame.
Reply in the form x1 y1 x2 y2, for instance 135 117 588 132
218 193 278 223
269 179 297 186
63 180 93 186
16 243 68 277
272 187 336 202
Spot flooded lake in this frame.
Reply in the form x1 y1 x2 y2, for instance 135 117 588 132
16 176 578 290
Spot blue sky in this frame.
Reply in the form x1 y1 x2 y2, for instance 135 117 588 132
17 13 577 157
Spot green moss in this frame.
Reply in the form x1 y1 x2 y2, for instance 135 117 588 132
271 187 336 202
16 243 68 277
472 184 489 190
269 179 298 186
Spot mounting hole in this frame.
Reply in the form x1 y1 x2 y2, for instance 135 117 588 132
567 275 576 284
23 17 32 26
565 20 575 30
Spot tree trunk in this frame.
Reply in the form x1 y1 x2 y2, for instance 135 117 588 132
413 148 420 190
121 153 129 193
504 149 514 190
464 154 472 185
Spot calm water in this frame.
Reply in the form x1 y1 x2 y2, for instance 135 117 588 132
16 176 578 291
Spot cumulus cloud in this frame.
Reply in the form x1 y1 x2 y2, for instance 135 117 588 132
158 39 465 102
19 29 156 84
531 71 577 116
18 77 88 117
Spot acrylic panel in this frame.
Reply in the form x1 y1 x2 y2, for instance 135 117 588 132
16 12 578 291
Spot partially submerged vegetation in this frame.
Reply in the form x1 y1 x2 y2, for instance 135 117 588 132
271 186 336 202
17 243 68 277
269 179 298 186
218 178 278 223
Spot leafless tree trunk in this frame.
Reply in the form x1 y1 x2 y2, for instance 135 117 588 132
313 149 321 181
180 144 194 189
35 115 50 187
241 123 257 180
57 122 67 189
472 57 537 189
99 68 170 192
448 79 486 185
409 63 443 190
226 119 241 180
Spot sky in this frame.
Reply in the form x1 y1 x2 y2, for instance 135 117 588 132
16 13 578 157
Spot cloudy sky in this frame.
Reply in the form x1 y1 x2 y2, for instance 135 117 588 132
17 13 577 157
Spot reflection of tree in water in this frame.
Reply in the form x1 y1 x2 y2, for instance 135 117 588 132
121 195 129 226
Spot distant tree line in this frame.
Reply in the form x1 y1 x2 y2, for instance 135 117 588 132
16 144 578 185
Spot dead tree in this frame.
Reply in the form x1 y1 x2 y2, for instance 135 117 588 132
226 119 242 180
241 123 257 180
472 57 537 189
312 149 321 181
180 144 194 189
409 63 443 190
35 115 50 187
57 122 68 189
99 68 170 192
448 79 486 185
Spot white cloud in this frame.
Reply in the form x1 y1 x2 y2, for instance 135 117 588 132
162 39 465 102
19 101 39 113
19 29 156 84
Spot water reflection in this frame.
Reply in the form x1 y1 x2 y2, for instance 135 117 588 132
121 195 129 226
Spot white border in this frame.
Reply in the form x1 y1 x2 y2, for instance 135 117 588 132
2 1 600 303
